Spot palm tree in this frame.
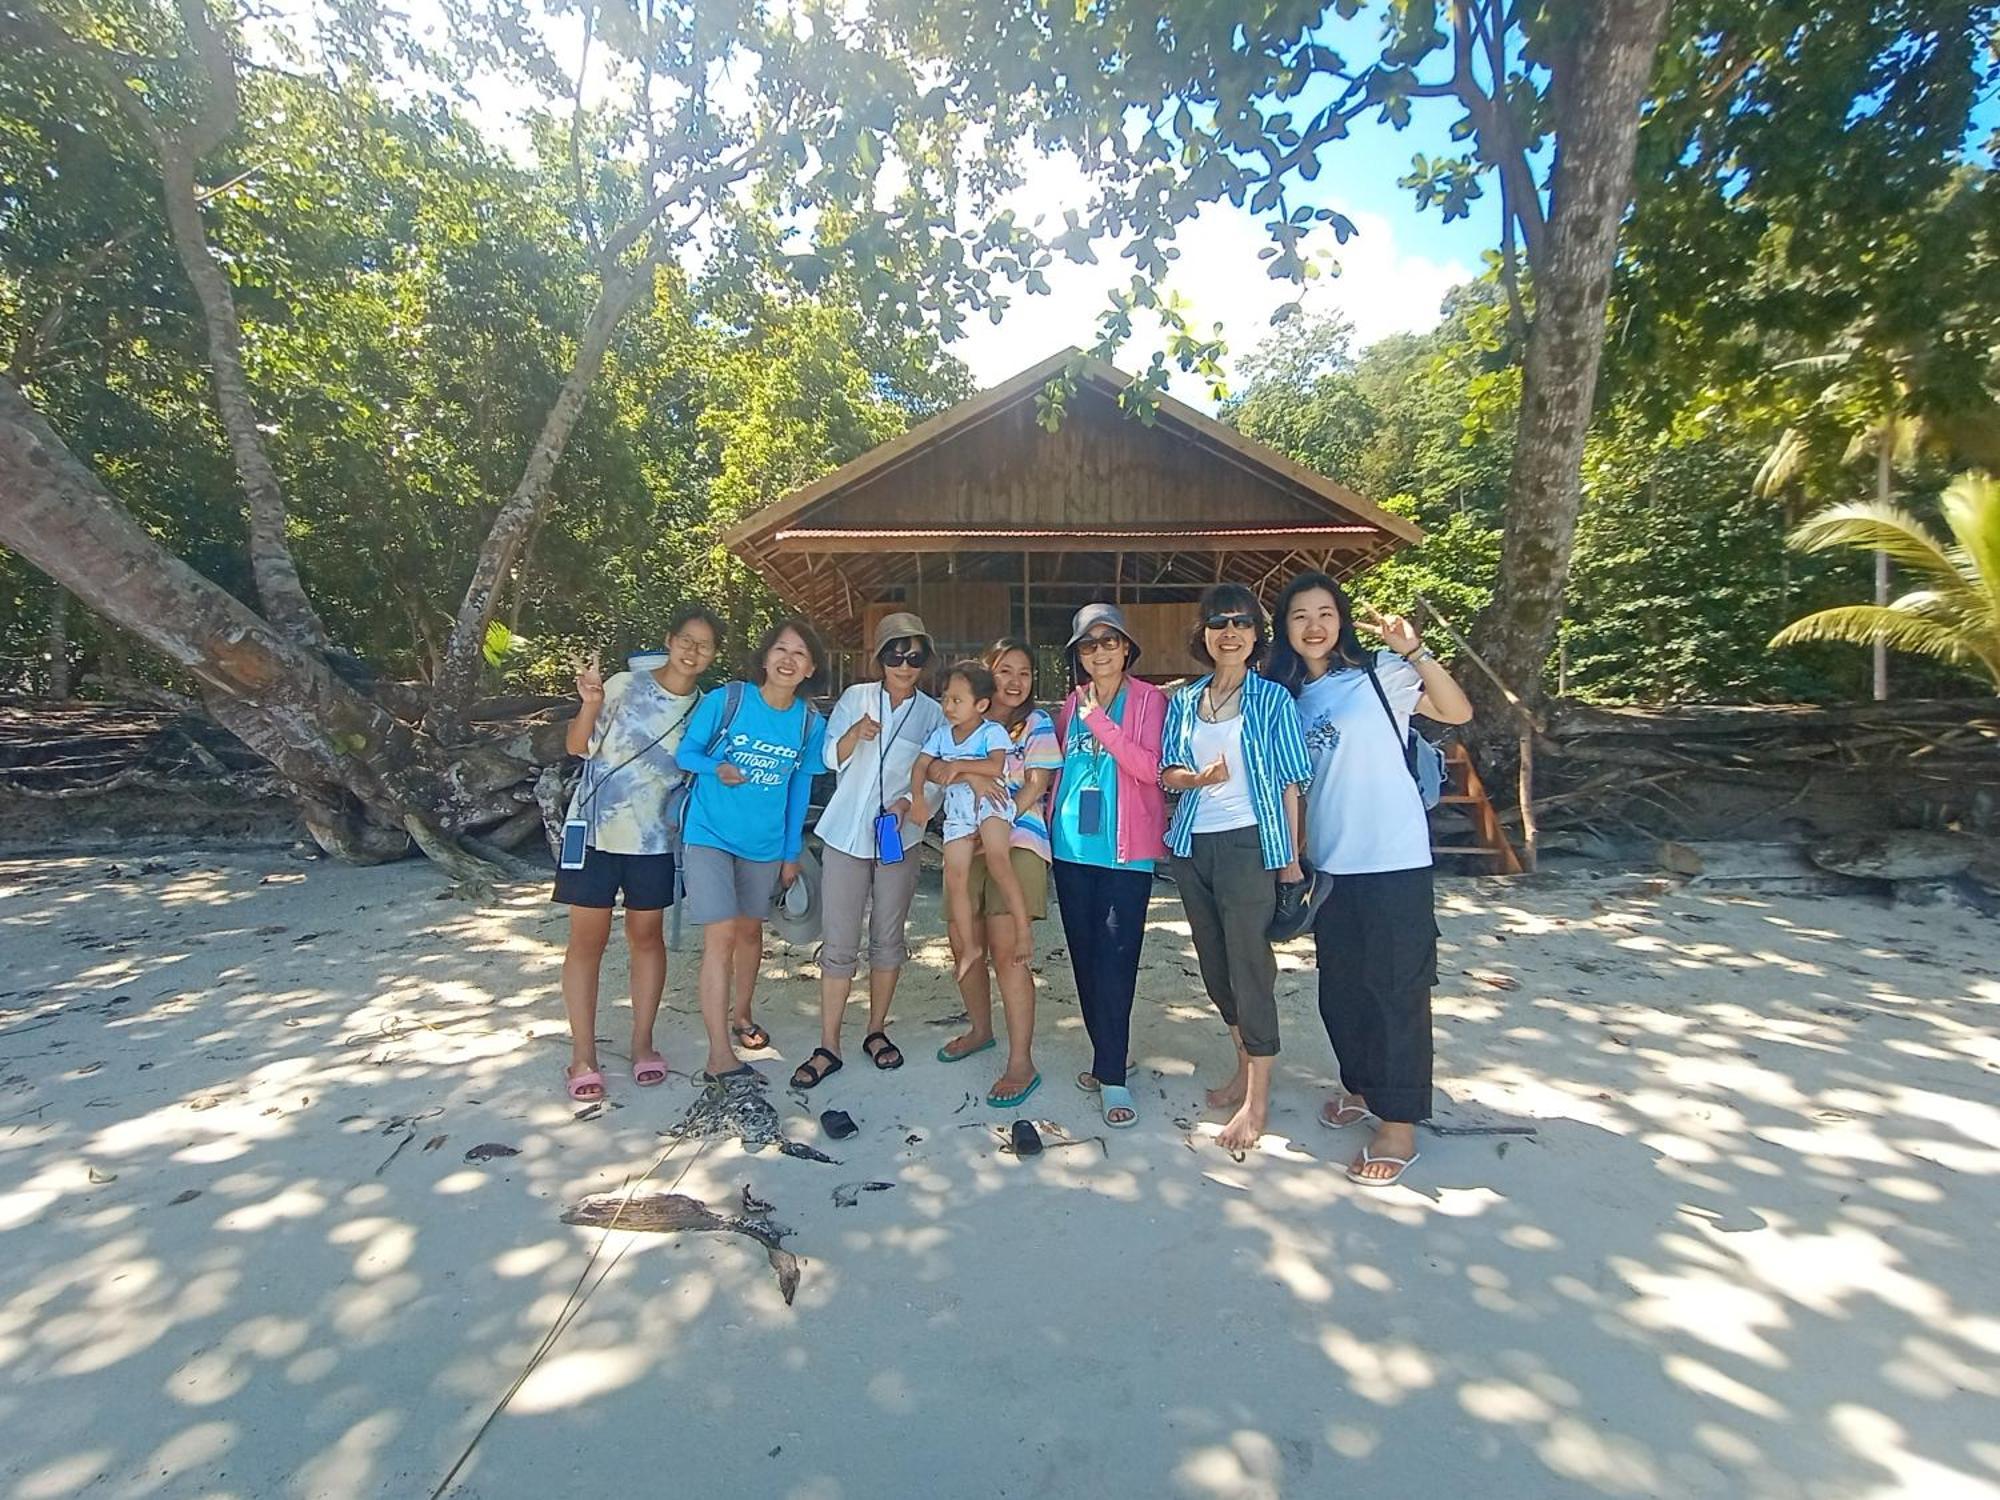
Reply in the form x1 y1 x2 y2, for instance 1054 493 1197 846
1770 471 2000 691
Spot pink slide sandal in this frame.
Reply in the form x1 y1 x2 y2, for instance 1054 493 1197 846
632 1054 668 1087
565 1067 607 1102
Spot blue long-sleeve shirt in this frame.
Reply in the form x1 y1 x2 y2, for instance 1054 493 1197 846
675 682 826 863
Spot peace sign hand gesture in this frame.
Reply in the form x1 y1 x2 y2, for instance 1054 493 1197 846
1356 603 1422 659
572 650 605 708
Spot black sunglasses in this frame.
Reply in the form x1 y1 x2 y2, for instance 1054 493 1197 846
1205 613 1259 632
880 645 930 666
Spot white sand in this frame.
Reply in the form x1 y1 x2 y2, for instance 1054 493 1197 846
1 849 1997 1500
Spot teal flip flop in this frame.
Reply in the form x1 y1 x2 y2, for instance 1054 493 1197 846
987 1072 1041 1109
937 1036 998 1064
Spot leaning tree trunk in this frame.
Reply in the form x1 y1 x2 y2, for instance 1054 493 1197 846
1477 0 1672 724
45 583 70 700
426 260 653 742
157 142 331 651
0 378 545 878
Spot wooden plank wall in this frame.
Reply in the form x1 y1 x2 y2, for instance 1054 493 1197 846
1117 602 1202 680
824 385 1330 531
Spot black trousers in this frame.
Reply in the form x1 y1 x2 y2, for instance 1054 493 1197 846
1313 866 1438 1123
1051 859 1153 1088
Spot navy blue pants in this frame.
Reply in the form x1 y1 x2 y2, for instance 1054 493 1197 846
1052 860 1153 1088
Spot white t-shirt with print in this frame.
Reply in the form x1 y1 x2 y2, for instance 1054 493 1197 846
565 671 699 856
814 682 945 860
1297 651 1431 875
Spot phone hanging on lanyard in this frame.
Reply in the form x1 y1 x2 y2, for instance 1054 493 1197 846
1073 702 1106 836
874 683 911 864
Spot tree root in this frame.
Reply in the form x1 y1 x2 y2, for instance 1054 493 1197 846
402 812 507 896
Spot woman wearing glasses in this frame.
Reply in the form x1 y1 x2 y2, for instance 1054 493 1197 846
1269 571 1473 1188
1049 603 1168 1129
791 613 946 1090
1159 584 1312 1152
555 605 723 1101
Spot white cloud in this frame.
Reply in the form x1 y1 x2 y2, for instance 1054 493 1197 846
953 150 1473 409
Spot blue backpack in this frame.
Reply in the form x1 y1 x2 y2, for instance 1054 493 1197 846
1363 660 1445 810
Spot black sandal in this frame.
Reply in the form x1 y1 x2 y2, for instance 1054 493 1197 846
731 1021 771 1051
791 1047 843 1090
862 1030 903 1071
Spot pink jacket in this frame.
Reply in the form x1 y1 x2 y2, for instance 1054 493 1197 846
1052 678 1169 865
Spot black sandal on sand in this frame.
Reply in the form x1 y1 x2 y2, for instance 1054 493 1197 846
791 1048 843 1090
862 1030 903 1071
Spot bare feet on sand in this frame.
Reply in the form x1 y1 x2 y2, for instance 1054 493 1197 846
1205 1063 1250 1112
1217 1102 1267 1152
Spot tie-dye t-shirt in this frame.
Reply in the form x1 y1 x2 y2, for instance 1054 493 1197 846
564 671 699 855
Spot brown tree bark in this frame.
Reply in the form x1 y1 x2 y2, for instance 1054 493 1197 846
45 583 70 700
1478 0 1672 721
0 378 460 859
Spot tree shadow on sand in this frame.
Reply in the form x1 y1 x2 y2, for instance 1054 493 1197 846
1 852 1996 1499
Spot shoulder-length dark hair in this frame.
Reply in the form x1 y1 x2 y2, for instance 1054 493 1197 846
1265 571 1370 697
983 636 1038 727
1186 582 1269 670
748 616 829 697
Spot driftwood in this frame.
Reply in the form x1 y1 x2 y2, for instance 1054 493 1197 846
1517 697 2000 841
1 692 580 861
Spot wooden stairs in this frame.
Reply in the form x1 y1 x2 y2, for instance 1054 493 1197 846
1430 741 1524 874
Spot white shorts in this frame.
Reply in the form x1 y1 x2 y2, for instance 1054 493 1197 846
943 787 1015 844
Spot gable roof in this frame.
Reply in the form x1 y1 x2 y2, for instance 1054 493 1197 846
720 347 1422 551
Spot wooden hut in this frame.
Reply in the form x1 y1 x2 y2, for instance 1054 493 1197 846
722 348 1422 680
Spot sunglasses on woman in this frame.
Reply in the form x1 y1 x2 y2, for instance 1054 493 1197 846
880 645 930 667
1077 632 1127 654
1205 613 1259 632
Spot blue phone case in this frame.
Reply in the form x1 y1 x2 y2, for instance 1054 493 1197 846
874 811 906 864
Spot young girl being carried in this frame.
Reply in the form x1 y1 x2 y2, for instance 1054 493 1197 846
907 661 1034 979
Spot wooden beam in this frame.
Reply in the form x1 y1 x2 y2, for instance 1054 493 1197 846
766 527 1380 554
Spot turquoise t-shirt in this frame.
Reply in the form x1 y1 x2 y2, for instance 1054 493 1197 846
1051 685 1153 873
675 683 827 863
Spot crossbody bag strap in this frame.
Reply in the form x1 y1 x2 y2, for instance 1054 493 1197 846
1361 657 1420 784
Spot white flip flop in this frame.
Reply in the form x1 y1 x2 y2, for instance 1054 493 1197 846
1319 1095 1374 1130
1346 1149 1420 1187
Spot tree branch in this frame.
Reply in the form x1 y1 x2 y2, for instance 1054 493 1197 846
569 0 601 255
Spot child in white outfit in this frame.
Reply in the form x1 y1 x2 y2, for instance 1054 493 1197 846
909 661 1034 978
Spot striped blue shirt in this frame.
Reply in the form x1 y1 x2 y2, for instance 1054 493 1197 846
1162 670 1311 870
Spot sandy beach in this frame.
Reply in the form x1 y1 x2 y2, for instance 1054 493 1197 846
2 847 1997 1499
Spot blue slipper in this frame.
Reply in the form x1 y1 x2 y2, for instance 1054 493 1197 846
987 1072 1041 1109
937 1036 997 1064
1100 1084 1138 1129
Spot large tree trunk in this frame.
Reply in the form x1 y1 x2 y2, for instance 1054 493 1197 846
157 142 331 650
0 378 548 876
1478 0 1672 720
426 260 653 741
45 583 70 700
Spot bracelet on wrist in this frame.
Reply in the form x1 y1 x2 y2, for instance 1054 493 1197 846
1402 645 1435 664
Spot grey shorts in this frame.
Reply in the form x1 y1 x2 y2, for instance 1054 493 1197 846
680 843 781 925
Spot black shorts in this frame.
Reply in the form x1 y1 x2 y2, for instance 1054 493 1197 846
551 848 677 911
